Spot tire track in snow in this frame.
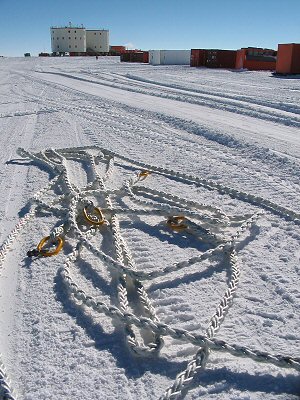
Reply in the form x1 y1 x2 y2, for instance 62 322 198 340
18 73 300 215
35 70 300 129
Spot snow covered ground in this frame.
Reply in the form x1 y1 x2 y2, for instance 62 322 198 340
0 56 299 400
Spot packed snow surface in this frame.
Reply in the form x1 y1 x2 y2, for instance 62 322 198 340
0 56 299 399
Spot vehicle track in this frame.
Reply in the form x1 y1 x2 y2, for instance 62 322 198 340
12 71 300 215
36 69 300 128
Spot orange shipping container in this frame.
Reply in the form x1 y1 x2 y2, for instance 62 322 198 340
276 43 300 74
235 48 276 71
110 46 126 54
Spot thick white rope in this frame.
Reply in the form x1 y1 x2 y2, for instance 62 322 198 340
93 146 300 224
0 174 64 400
0 146 299 400
0 360 17 400
60 264 300 370
87 152 163 356
160 246 240 399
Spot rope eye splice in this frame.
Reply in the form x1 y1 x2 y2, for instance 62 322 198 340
27 236 64 258
167 215 188 232
82 206 107 226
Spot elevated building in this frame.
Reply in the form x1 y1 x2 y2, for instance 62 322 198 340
86 30 109 53
50 25 109 55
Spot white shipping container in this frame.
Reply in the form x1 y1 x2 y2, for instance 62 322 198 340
149 50 161 65
160 50 191 65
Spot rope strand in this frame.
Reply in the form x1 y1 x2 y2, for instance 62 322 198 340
0 145 298 400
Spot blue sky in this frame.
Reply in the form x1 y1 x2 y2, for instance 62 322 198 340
0 0 299 56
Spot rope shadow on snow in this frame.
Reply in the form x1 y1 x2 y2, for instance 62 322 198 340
54 271 189 380
148 223 260 292
271 73 300 80
6 158 33 166
148 258 225 293
76 258 113 298
180 365 300 398
6 158 56 178
120 218 210 253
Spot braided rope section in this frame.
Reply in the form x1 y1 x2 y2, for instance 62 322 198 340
60 264 300 370
0 210 35 266
0 145 298 400
0 176 62 400
108 148 300 224
161 248 239 399
83 152 163 356
0 357 17 400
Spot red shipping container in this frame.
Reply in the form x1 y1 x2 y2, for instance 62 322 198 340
120 53 131 62
120 51 149 63
206 50 236 68
276 43 300 74
143 51 149 63
191 49 236 68
235 50 245 69
190 49 206 67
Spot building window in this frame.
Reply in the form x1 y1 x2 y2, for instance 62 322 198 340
75 37 77 39
75 30 76 33
95 46 97 48
75 45 77 48
80 37 81 40
57 46 59 49
52 31 54 34
94 32 96 35
69 45 71 48
68 30 70 33
69 37 71 39
100 32 101 35
62 37 64 39
57 37 59 40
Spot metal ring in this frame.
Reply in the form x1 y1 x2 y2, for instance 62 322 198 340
139 170 151 179
37 236 64 257
167 216 187 232
83 206 105 225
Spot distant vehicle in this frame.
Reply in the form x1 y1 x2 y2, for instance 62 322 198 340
64 52 70 56
24 53 31 57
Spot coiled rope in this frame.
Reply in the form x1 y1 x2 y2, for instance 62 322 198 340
0 145 299 400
